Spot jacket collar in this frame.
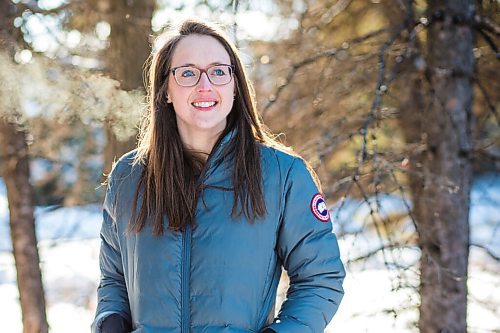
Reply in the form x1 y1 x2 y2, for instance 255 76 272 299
201 128 236 182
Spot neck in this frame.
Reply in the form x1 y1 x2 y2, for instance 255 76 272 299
178 128 223 161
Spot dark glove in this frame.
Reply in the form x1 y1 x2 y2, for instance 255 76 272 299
100 313 132 333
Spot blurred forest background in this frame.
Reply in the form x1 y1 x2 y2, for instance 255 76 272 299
0 0 499 332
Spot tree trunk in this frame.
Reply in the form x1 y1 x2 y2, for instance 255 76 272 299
0 119 49 333
0 1 49 332
102 0 154 176
416 1 474 332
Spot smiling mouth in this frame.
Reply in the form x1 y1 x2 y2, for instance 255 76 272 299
191 101 218 111
192 101 217 108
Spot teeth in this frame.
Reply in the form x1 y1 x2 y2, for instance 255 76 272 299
193 101 216 108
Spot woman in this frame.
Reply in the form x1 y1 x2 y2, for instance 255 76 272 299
92 19 345 333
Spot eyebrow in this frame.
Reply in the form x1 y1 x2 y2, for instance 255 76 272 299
175 62 229 67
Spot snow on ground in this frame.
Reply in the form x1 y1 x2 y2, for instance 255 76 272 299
327 248 500 333
0 175 499 332
0 239 100 333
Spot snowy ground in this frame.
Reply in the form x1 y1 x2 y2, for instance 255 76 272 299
0 175 499 332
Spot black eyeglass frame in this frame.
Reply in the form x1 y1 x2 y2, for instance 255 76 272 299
170 64 235 87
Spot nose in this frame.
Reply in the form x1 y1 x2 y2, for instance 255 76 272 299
196 72 213 91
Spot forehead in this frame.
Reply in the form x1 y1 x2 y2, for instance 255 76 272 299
171 34 231 67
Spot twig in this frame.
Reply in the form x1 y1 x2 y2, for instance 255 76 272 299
477 29 500 60
317 0 353 25
475 76 500 128
470 242 500 262
474 14 500 36
348 243 418 264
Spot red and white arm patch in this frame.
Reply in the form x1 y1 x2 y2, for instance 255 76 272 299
310 193 330 222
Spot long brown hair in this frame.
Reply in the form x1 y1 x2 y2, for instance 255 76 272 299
129 19 286 235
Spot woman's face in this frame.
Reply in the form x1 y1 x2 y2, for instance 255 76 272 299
167 34 235 141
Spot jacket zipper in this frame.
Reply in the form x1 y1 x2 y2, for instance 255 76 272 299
180 132 227 332
181 225 192 333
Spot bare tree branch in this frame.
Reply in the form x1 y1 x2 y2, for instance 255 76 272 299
476 77 500 128
353 177 396 268
387 168 420 234
262 27 392 115
316 0 353 25
358 25 406 168
470 242 500 262
477 29 500 60
474 14 500 37
348 243 418 264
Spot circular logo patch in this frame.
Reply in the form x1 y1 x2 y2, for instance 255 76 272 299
310 193 330 222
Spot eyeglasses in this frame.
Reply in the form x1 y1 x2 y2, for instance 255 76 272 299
170 64 235 87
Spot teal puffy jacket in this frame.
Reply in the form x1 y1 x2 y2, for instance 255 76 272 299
92 132 345 333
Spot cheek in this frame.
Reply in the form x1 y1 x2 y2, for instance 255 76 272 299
168 87 189 105
222 93 234 113
223 83 235 104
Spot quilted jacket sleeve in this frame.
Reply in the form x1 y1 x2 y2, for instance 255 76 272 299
91 173 132 333
265 158 345 333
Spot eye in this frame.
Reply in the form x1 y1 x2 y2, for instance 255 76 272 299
211 67 228 76
180 68 196 77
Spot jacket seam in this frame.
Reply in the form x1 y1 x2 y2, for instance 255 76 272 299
181 225 192 333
